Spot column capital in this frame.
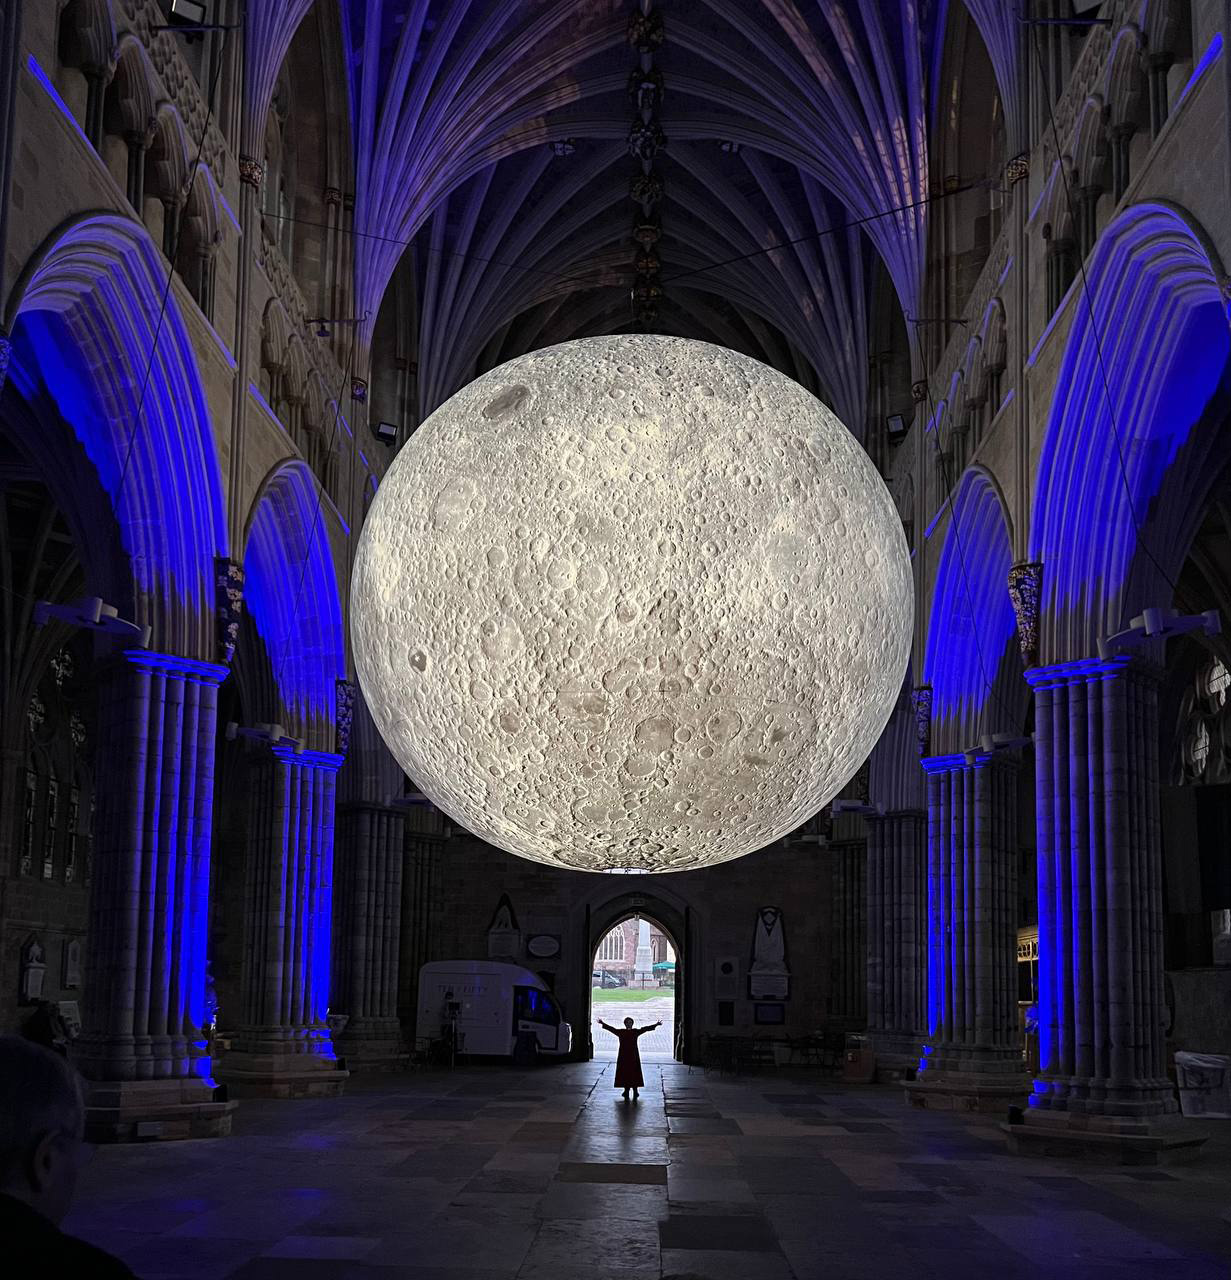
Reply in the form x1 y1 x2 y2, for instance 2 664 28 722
920 750 1019 775
922 751 986 774
875 806 927 821
1025 653 1161 691
271 745 346 772
122 649 229 685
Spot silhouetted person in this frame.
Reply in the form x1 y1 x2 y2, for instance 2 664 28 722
597 1015 662 1101
0 1036 137 1278
22 999 70 1057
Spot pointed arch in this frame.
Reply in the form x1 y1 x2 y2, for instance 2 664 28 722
1029 202 1231 662
4 213 227 658
241 461 345 750
923 468 1023 752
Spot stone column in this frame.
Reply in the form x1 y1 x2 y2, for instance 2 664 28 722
828 840 867 1025
1010 657 1202 1161
218 746 349 1097
399 807 449 1034
906 753 1028 1111
77 650 236 1140
332 800 406 1070
865 810 927 1077
124 130 148 214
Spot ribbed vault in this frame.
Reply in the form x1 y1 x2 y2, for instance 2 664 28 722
325 0 986 431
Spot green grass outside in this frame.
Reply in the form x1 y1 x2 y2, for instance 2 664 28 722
591 987 673 1002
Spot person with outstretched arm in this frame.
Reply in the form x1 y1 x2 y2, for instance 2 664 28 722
597 1015 662 1101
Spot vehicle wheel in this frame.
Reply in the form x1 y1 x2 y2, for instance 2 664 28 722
512 1032 539 1067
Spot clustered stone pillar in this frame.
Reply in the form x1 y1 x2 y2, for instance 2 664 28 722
78 650 235 1140
1012 657 1194 1158
865 809 927 1077
908 753 1028 1110
399 807 449 1030
828 840 867 1024
219 746 349 1097
332 801 406 1069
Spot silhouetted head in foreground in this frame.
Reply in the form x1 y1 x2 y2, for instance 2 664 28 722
0 1036 86 1223
624 1017 635 1028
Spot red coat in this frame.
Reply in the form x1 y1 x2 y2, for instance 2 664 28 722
612 1026 646 1088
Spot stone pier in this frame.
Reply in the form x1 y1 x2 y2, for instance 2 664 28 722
865 810 927 1078
1009 658 1206 1163
907 753 1029 1112
332 801 406 1070
77 650 236 1141
217 746 348 1098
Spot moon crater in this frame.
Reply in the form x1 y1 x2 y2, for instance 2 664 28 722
352 335 912 873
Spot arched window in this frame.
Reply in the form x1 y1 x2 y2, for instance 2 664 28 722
596 929 625 963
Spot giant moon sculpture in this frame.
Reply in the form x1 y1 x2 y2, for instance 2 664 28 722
351 335 912 873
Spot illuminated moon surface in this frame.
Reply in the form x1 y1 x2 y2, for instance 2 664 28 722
351 335 912 873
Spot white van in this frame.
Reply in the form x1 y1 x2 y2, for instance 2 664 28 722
416 960 573 1062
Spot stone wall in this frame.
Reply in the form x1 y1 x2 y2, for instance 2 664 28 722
417 832 844 1059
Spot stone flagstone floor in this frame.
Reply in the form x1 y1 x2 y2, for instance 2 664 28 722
64 1063 1231 1279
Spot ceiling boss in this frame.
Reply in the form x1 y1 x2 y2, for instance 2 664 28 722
351 335 912 872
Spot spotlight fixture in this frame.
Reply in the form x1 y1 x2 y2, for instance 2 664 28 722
225 721 303 753
33 596 151 647
373 421 398 445
831 799 884 817
885 413 907 443
170 0 208 20
153 0 237 36
306 312 369 340
1097 606 1221 661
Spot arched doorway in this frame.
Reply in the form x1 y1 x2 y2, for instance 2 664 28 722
591 913 678 1064
581 891 690 1064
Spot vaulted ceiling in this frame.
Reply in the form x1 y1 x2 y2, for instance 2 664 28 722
249 2 1022 430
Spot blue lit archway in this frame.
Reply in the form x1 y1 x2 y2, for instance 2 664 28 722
1030 202 1231 664
923 468 1023 754
3 214 228 659
240 460 346 750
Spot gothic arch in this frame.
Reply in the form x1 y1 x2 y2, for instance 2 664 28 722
560 879 701 1064
1029 201 1231 663
3 213 227 659
923 467 1023 753
240 461 345 751
868 672 925 812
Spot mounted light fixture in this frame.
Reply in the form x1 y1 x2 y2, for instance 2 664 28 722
306 313 368 339
373 421 398 445
225 722 303 753
886 413 907 443
1097 607 1221 661
33 596 151 647
154 0 237 36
